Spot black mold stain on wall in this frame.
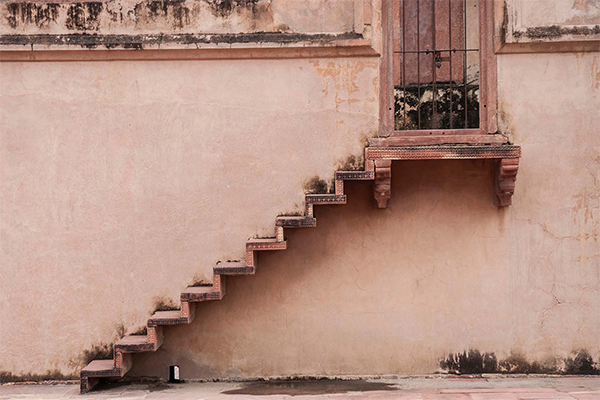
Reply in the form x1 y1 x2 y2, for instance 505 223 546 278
146 0 170 18
5 3 59 29
0 370 78 383
336 155 365 172
136 0 191 30
514 24 600 39
81 342 114 365
207 0 260 18
65 2 103 31
565 350 600 375
303 176 331 195
440 350 600 375
0 31 362 50
440 350 499 374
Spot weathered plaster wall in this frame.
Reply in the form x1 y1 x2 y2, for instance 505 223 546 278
0 0 599 382
1 0 357 35
127 51 600 380
505 0 600 44
0 56 379 377
0 0 370 51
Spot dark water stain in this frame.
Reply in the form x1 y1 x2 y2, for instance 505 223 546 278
131 326 148 336
440 349 600 375
207 0 259 19
136 0 190 30
81 342 114 365
65 2 103 31
153 296 180 312
336 154 365 171
440 350 499 374
303 176 330 194
0 370 77 383
0 31 362 49
222 379 399 396
515 24 600 39
5 3 59 29
565 350 600 375
147 381 172 391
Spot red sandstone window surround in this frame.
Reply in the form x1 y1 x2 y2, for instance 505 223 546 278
379 0 499 142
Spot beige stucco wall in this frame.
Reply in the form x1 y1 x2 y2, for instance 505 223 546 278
129 51 600 379
1 1 599 381
0 56 379 377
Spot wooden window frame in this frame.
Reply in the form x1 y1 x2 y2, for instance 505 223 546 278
379 0 499 142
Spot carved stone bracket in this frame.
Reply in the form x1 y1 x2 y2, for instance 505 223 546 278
493 158 520 206
366 145 521 208
374 159 392 208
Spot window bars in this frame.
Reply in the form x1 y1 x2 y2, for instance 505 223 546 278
393 0 480 131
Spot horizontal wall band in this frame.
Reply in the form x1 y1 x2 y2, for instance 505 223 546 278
0 34 378 61
366 145 522 160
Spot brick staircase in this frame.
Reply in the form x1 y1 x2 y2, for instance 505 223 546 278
80 143 521 393
79 160 376 393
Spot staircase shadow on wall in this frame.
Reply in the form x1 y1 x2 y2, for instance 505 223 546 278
128 159 501 380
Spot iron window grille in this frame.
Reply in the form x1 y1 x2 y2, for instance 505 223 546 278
380 0 498 138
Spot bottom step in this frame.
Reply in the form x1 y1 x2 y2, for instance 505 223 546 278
80 358 129 394
81 360 120 377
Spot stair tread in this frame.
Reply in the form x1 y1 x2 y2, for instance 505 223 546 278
335 170 375 180
306 194 347 202
247 238 280 243
81 360 115 373
246 238 287 250
214 261 255 275
150 310 182 320
117 335 148 345
216 261 244 267
276 216 316 227
182 285 215 294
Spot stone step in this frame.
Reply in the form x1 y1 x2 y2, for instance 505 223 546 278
115 335 159 353
148 310 193 327
80 358 130 393
81 360 121 378
181 285 223 302
79 162 379 393
246 238 287 251
214 261 255 275
305 194 347 205
276 216 317 228
335 170 375 180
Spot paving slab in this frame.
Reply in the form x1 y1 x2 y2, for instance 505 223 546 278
1 376 599 399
